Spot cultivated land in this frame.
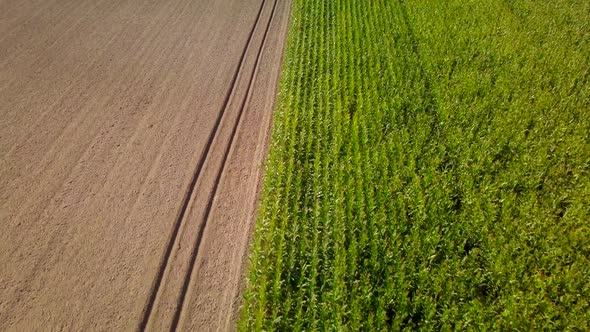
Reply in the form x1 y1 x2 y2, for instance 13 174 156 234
242 0 590 330
0 0 290 330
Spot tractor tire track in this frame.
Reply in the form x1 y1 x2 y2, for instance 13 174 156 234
170 0 280 329
137 0 268 329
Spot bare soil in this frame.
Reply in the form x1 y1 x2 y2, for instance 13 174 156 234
0 0 290 330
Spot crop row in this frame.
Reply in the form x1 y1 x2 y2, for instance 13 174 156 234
241 0 590 329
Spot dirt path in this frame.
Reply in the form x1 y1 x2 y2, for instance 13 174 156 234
0 0 290 330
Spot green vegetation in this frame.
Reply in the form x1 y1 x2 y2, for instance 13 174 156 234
241 0 590 329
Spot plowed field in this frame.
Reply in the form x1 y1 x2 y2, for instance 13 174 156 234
0 0 291 330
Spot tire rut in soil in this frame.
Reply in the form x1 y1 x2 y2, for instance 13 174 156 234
138 0 276 330
169 0 280 329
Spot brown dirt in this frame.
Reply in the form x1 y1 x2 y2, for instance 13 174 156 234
0 0 291 330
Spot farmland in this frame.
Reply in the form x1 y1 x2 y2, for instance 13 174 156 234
241 0 590 330
0 0 290 329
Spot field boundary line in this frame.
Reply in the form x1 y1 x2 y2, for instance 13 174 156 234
397 0 444 145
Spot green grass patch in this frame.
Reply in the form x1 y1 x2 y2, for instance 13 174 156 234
241 0 590 329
